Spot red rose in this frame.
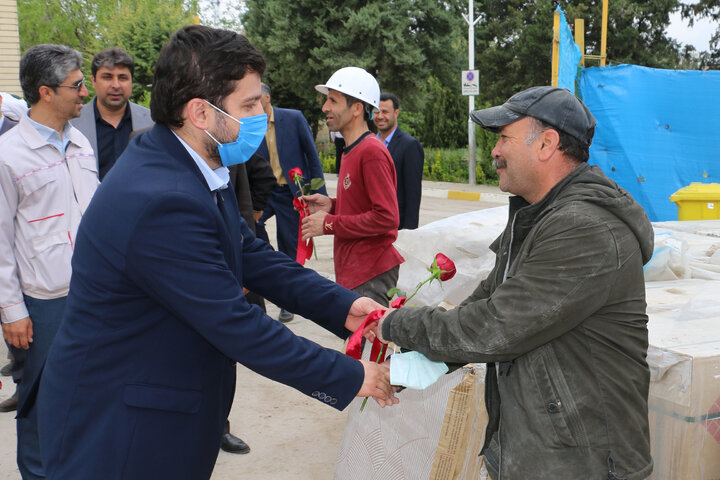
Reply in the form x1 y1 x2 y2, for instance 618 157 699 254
288 167 303 183
435 253 456 281
386 253 457 305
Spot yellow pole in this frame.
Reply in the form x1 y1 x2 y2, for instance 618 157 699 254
600 0 608 66
552 9 560 86
575 18 585 67
194 15 200 25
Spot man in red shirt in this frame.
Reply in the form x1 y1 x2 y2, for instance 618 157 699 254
302 67 403 306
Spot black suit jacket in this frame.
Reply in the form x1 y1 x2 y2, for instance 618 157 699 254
386 127 424 229
228 154 275 233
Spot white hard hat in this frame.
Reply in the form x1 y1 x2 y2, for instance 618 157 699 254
315 67 380 112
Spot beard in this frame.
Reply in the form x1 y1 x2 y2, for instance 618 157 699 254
204 114 236 165
377 119 395 133
204 138 222 165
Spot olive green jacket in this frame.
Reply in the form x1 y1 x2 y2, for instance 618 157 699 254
383 163 654 480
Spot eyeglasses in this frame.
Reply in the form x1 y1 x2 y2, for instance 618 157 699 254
52 78 86 90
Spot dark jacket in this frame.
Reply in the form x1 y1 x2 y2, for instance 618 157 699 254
71 97 154 171
386 127 424 229
228 154 275 233
256 107 327 196
383 163 654 480
35 124 364 480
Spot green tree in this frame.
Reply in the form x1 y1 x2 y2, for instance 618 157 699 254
242 0 464 135
681 0 720 68
473 0 684 107
421 75 466 148
18 0 101 53
102 0 196 103
17 0 196 103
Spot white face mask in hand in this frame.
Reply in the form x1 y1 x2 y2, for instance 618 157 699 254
390 351 449 390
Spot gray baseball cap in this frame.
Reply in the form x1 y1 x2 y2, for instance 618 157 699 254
470 86 597 146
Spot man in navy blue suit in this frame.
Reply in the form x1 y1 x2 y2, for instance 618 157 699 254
255 84 326 322
33 26 397 480
374 92 425 230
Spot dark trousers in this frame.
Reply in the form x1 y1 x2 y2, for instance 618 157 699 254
5 340 26 384
351 266 400 307
17 295 66 480
257 185 299 259
245 291 266 313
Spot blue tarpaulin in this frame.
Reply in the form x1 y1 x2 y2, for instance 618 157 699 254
578 65 720 221
557 6 582 93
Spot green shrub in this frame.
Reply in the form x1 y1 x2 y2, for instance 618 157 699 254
315 138 499 186
476 125 499 184
422 147 497 185
319 151 335 174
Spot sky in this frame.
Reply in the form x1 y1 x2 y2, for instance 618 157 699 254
666 11 717 52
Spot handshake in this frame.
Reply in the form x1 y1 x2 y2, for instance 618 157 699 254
345 297 448 409
345 297 398 408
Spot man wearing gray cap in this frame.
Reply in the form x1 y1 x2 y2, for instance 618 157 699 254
374 86 654 479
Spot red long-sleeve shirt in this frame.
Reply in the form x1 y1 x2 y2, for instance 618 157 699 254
323 132 404 289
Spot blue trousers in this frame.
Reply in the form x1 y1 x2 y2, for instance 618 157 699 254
4 340 26 384
257 185 299 259
17 295 66 480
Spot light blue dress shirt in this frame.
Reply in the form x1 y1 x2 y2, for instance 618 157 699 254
26 112 71 153
172 132 230 194
377 126 397 148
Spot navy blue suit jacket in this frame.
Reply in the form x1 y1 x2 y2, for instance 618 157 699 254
36 124 364 480
386 128 424 230
256 107 327 196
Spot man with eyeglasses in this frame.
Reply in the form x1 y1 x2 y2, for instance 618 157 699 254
72 47 153 180
0 44 99 479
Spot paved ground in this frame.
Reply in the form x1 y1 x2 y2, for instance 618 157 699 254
0 176 506 479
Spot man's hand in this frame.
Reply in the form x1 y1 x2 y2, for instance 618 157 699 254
369 308 395 344
301 210 328 241
302 193 332 215
357 359 399 407
2 316 33 350
345 297 386 333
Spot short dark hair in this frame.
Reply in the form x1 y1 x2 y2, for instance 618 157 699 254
380 92 399 110
20 44 82 105
529 117 593 163
150 25 266 127
342 93 372 122
91 47 135 78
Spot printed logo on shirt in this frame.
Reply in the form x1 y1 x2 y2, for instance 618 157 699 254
343 173 351 190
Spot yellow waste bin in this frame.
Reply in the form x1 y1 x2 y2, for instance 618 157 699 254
669 182 720 220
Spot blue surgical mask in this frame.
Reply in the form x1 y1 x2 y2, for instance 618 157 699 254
389 350 449 390
204 101 267 166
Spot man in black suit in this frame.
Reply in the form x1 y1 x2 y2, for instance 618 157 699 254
374 92 424 230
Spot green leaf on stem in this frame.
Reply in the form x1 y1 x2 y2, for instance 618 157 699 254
310 177 325 191
386 287 402 299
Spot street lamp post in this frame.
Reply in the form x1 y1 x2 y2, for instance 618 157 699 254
462 0 481 184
